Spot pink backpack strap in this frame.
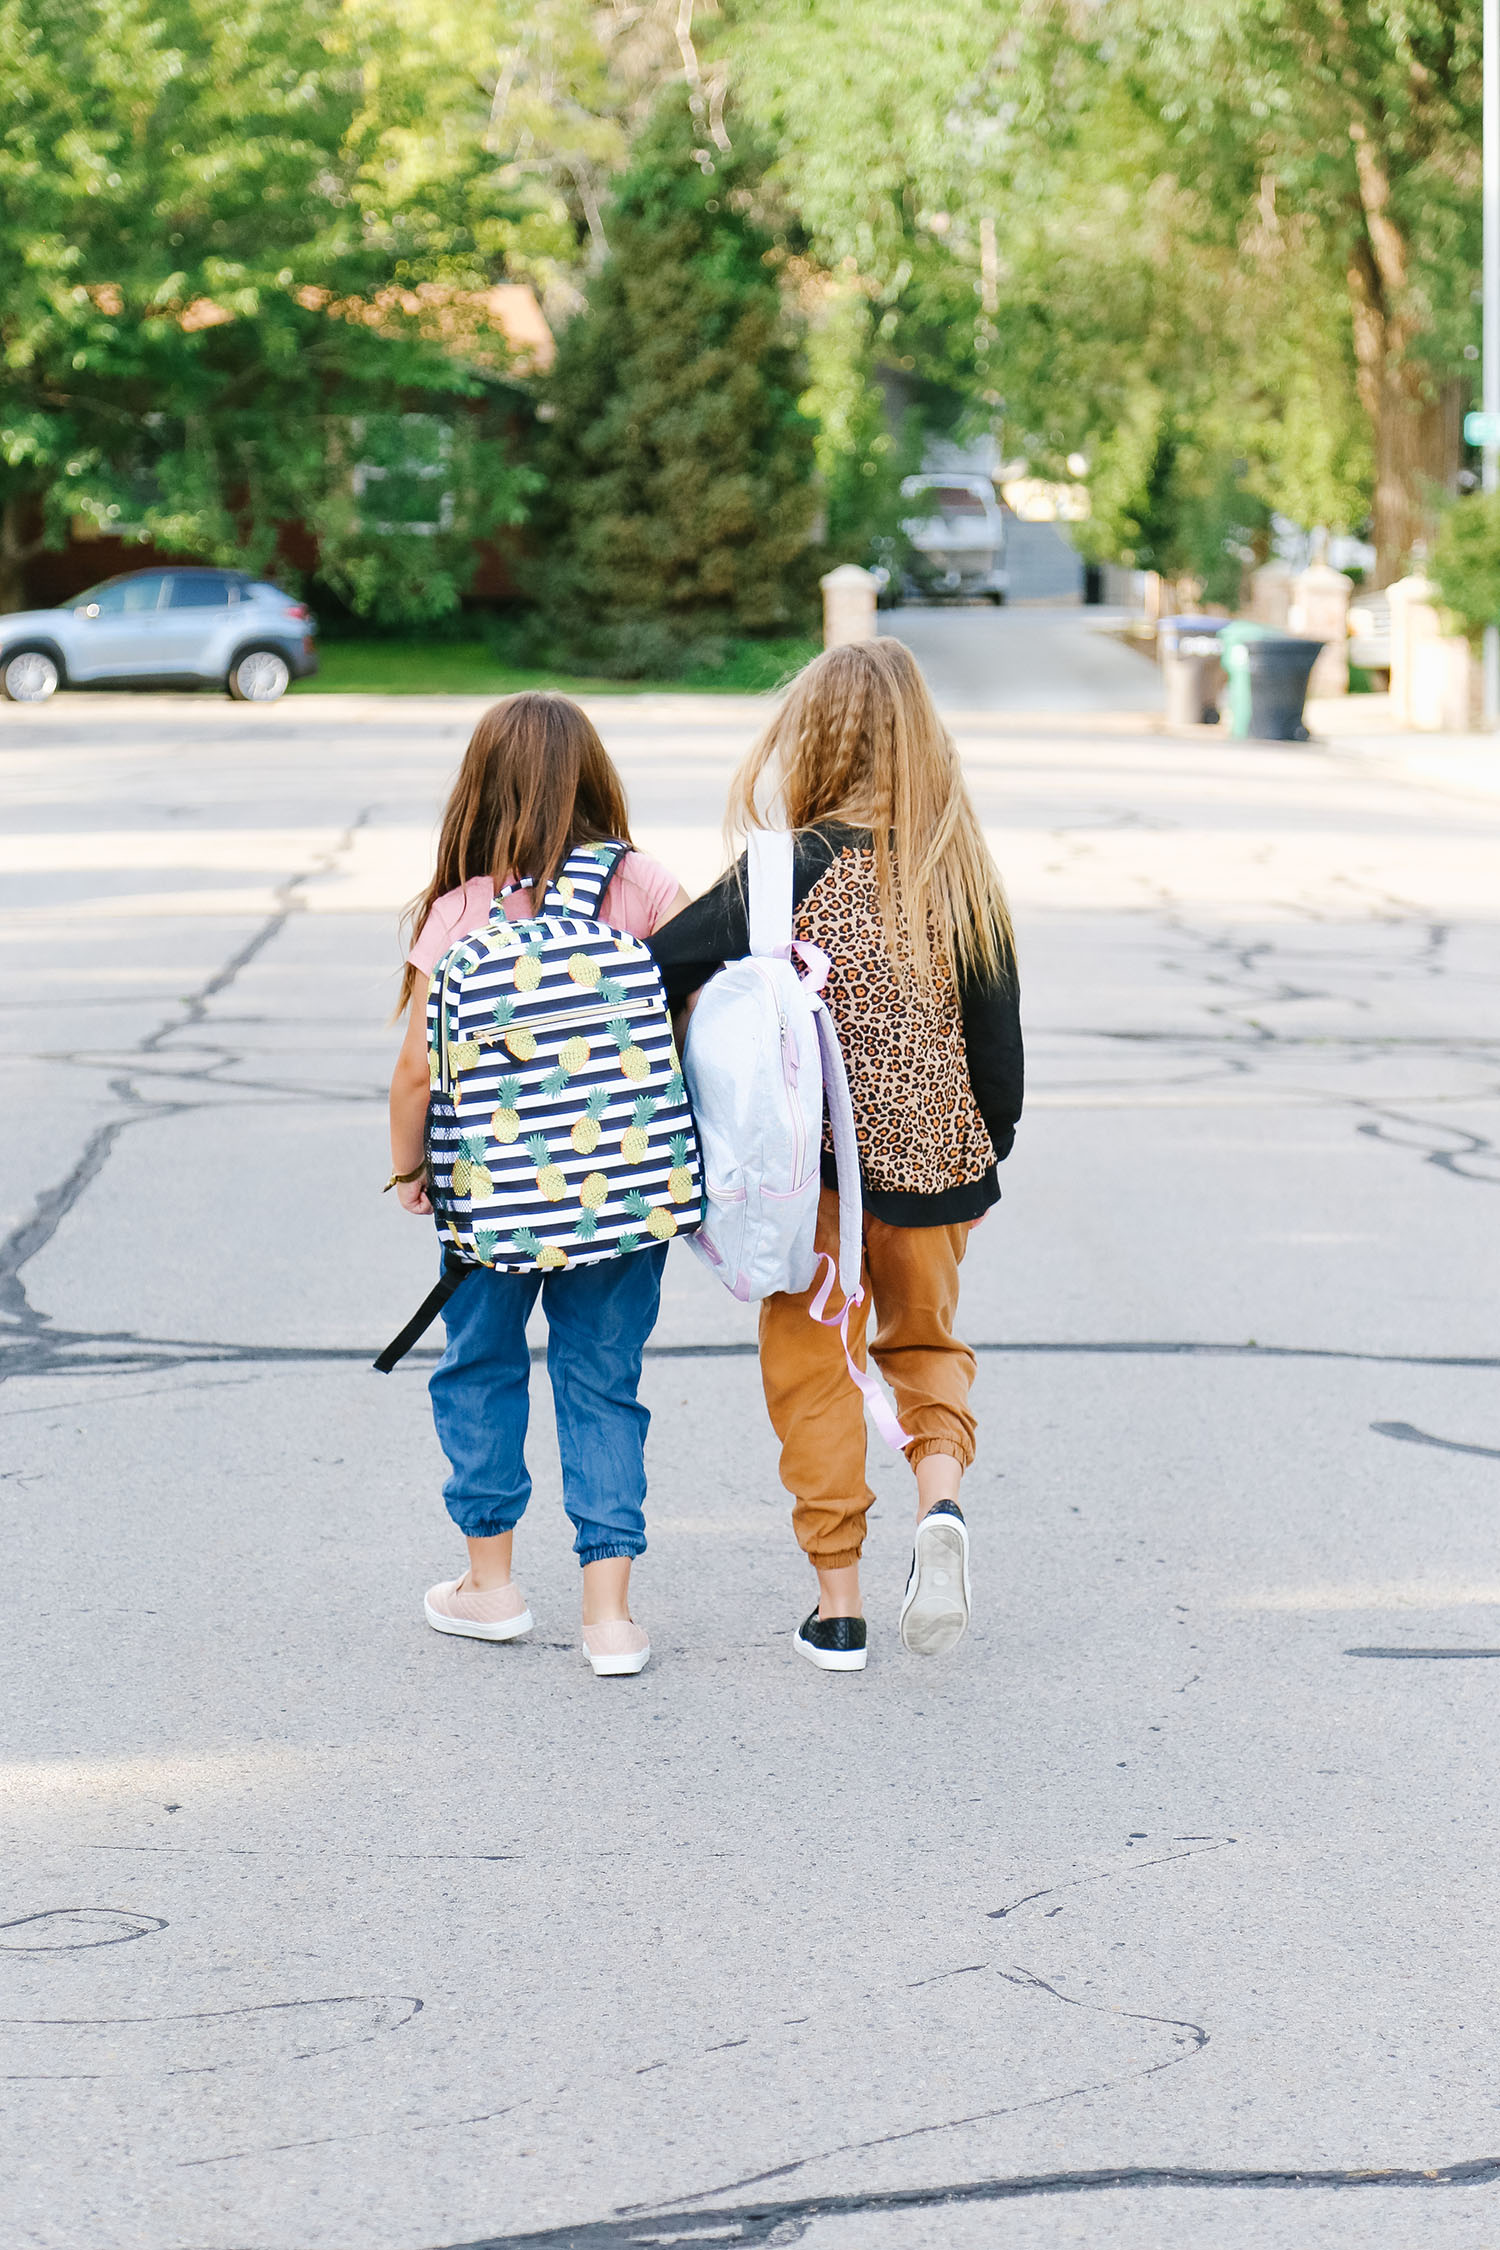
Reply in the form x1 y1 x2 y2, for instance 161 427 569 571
808 1254 911 1452
806 933 909 1453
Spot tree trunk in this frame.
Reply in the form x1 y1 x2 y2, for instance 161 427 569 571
1367 354 1461 585
1346 124 1463 586
0 497 45 613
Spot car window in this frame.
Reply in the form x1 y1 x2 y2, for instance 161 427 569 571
166 575 232 609
84 574 168 615
928 488 988 516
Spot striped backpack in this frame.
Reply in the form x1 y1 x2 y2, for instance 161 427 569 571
374 842 701 1371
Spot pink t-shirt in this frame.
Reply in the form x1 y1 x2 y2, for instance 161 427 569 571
407 849 682 974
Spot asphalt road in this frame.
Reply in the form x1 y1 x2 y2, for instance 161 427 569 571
2 615 1499 2250
882 604 1163 712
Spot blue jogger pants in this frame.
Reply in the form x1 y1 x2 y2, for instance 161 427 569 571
428 1246 667 1565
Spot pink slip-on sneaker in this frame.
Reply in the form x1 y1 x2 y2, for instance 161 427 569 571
581 1619 650 1677
424 1577 533 1643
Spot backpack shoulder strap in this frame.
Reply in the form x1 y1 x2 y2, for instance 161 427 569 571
540 841 627 919
747 828 794 957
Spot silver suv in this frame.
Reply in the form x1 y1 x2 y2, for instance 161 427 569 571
0 568 319 703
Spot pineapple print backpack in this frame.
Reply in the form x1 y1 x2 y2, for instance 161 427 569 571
373 842 701 1372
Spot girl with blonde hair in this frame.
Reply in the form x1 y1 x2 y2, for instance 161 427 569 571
651 638 1022 1669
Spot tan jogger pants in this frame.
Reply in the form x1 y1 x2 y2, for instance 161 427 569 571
757 1186 977 1569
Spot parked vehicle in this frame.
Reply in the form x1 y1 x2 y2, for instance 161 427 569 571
0 568 318 703
897 473 1008 602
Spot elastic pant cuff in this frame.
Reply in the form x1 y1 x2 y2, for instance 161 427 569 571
905 1437 973 1471
578 1541 645 1567
449 1513 526 1539
808 1547 862 1571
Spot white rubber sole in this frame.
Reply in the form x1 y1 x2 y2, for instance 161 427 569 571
582 1640 651 1677
793 1628 868 1672
424 1598 534 1643
899 1513 971 1656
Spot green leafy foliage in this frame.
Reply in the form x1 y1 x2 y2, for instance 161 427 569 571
724 0 1477 581
0 0 536 618
523 89 819 672
1429 491 1500 635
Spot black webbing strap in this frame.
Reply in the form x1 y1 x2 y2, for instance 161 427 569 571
372 1258 473 1373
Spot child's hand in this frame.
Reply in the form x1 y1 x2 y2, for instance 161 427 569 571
968 1213 988 1231
397 1179 432 1215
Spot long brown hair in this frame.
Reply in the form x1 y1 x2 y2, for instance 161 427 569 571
398 692 633 1009
724 639 1014 989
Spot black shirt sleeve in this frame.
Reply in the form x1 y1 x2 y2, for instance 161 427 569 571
648 829 838 1005
960 948 1024 1164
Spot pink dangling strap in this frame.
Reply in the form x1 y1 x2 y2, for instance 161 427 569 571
808 1253 912 1452
789 938 831 993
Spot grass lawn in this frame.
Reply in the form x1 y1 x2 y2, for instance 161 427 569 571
293 636 820 697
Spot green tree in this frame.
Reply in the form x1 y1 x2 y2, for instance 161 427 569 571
1429 489 1500 635
1104 0 1480 581
724 0 1479 585
528 88 818 670
0 0 536 619
799 282 925 563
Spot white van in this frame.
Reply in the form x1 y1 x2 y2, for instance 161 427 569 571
898 473 1008 602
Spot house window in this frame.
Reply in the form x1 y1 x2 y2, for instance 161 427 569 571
351 416 454 536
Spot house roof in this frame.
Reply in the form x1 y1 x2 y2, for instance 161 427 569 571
83 279 554 374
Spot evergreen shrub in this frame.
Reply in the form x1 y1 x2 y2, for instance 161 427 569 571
524 90 819 674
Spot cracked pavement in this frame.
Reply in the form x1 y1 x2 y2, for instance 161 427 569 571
2 616 1499 2250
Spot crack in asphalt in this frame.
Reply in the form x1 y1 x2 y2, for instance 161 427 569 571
986 1839 1236 1920
1346 1647 1500 1660
2 1330 1498 1389
434 2153 1500 2246
0 809 373 1336
614 1963 1210 2221
1371 1420 1500 1461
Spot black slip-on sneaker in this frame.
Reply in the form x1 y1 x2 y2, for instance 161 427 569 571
794 1607 868 1672
899 1498 971 1655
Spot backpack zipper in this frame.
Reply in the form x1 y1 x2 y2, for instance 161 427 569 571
749 963 808 1187
779 1008 808 1186
471 995 657 1046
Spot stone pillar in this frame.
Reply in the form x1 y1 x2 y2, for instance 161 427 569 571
1387 573 1477 731
1289 559 1353 696
1387 574 1437 726
1248 561 1293 628
1410 635 1476 731
819 564 880 649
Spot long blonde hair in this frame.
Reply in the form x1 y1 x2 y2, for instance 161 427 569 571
397 693 633 1011
724 639 1014 989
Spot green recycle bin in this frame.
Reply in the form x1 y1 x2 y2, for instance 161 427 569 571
1217 621 1274 739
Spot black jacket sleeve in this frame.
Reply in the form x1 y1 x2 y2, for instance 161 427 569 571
961 951 1024 1164
647 831 838 1005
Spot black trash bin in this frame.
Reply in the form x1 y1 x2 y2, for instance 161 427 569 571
1243 635 1323 741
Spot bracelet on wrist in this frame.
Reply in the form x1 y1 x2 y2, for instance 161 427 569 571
383 1162 427 1193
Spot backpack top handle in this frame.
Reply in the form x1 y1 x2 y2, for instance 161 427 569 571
746 827 794 958
495 841 629 924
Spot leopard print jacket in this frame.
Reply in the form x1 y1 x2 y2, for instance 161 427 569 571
795 838 996 1196
649 821 1023 1222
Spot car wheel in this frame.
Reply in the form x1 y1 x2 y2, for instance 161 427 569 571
987 590 1007 606
227 648 292 702
1 648 61 702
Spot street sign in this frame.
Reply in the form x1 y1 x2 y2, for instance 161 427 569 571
1465 409 1500 446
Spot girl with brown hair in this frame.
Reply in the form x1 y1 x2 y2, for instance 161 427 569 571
650 639 1023 1670
388 693 690 1675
